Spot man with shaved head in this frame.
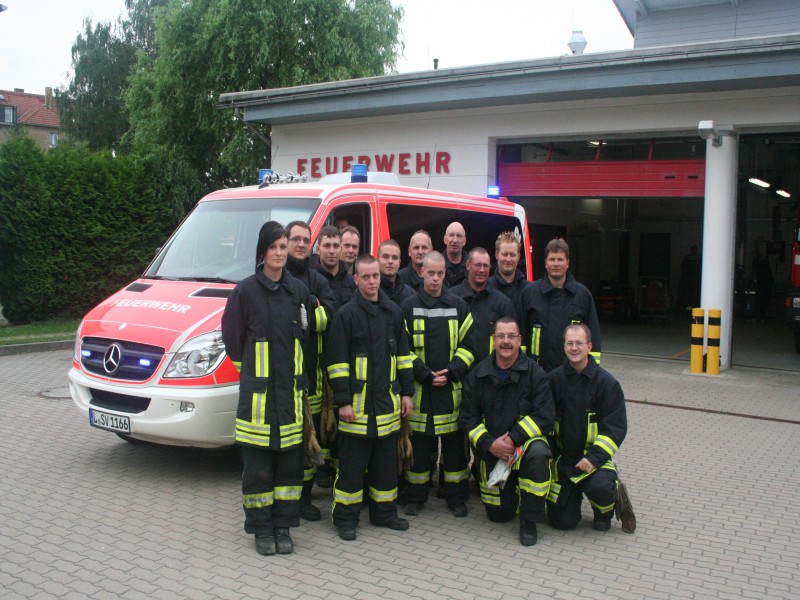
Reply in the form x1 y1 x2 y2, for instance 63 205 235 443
443 222 468 288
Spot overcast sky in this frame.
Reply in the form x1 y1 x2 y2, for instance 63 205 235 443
1 0 632 94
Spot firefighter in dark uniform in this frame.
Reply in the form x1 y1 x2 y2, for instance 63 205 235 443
221 221 310 556
487 231 532 335
460 317 554 546
314 225 356 488
379 239 416 306
400 251 478 518
398 230 432 292
547 323 627 532
523 238 601 372
443 222 468 288
326 255 415 541
285 220 336 521
315 225 356 311
450 247 516 363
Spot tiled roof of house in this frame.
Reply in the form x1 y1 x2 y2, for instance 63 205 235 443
0 89 60 128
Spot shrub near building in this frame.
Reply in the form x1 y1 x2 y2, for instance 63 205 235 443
0 135 186 324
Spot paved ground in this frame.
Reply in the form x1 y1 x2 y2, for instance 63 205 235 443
1 349 798 599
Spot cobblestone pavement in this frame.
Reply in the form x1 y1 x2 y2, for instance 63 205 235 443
1 350 798 599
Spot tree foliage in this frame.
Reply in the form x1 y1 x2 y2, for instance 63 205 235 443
0 135 182 324
125 0 404 190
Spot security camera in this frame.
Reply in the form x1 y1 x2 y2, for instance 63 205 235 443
698 120 719 140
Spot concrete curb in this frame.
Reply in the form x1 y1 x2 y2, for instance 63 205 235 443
0 340 73 357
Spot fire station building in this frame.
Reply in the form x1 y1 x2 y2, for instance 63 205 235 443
220 0 800 370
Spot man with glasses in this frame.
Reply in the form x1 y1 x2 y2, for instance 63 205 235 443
450 247 515 363
546 324 627 532
460 317 554 546
443 222 468 288
522 238 601 372
285 221 336 521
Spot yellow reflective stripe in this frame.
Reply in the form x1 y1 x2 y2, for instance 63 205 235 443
390 354 397 381
315 305 328 332
488 335 495 356
519 476 550 497
355 356 368 380
590 351 601 366
231 360 242 372
327 363 349 379
468 423 489 448
235 431 270 446
303 467 316 482
255 341 269 378
294 339 303 376
546 481 561 503
243 491 273 508
454 347 474 367
586 412 598 446
339 421 368 435
448 319 458 360
443 468 470 483
352 382 366 416
589 498 615 514
405 469 431 485
593 435 619 458
517 415 542 439
530 326 541 358
308 393 322 414
250 392 266 426
274 485 302 502
397 354 414 370
334 487 363 505
458 313 474 342
369 485 398 503
479 482 501 505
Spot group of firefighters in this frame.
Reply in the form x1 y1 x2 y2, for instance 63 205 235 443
221 219 628 556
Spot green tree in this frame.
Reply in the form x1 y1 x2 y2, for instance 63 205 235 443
125 0 404 191
55 18 136 151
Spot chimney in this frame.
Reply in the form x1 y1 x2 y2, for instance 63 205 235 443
433 58 439 70
45 87 53 110
14 87 24 93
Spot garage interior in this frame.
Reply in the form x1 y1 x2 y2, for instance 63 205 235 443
499 134 800 371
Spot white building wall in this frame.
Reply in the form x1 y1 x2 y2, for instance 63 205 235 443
271 86 800 197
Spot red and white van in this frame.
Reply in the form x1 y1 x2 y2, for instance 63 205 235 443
69 170 532 447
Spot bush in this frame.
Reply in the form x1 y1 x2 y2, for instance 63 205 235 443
0 134 196 324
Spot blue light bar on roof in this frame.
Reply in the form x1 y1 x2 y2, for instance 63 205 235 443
351 164 368 183
258 169 272 185
487 185 500 199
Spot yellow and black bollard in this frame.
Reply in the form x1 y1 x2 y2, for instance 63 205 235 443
690 308 705 373
706 309 721 375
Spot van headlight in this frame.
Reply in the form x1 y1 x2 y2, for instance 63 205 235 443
164 332 226 378
73 320 85 362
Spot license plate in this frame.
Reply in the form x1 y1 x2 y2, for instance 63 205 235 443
89 408 131 433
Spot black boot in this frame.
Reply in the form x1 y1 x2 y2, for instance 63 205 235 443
299 479 321 521
274 527 293 554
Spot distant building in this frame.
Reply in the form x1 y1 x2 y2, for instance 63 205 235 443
0 87 61 149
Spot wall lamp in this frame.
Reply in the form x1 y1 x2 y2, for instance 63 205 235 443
698 120 735 147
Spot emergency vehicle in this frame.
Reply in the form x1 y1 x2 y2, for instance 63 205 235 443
69 167 532 447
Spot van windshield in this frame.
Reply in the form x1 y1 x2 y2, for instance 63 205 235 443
145 197 320 282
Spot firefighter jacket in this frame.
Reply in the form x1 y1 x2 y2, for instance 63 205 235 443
449 281 516 363
522 271 602 372
398 265 423 291
325 290 415 438
400 289 478 436
460 351 555 462
286 255 336 412
381 274 415 306
316 261 356 312
547 356 627 479
221 267 310 450
444 251 468 288
487 269 532 333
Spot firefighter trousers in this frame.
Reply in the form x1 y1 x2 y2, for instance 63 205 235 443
332 434 400 528
240 444 303 534
404 432 469 506
479 439 551 525
547 465 617 530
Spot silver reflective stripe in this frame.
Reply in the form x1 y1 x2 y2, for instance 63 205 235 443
412 307 459 318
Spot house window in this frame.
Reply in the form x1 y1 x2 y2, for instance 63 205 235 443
49 132 59 147
1 105 15 124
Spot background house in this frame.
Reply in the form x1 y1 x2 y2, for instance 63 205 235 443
0 87 61 149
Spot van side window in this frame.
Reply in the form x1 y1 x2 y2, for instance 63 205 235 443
330 203 371 255
385 203 527 273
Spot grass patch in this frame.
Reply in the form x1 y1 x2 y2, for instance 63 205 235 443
0 318 80 346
